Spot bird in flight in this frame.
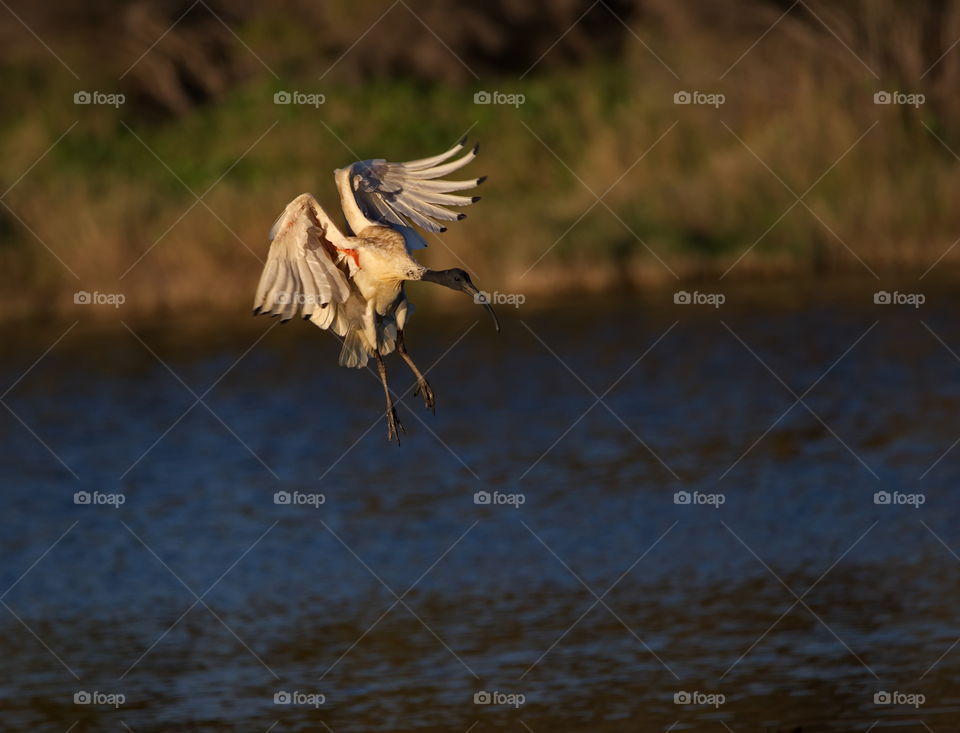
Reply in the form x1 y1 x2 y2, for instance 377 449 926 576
253 138 498 442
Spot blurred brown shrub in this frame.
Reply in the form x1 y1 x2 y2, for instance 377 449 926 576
3 0 960 113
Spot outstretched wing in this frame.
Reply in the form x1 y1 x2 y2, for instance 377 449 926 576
334 138 484 242
253 193 354 326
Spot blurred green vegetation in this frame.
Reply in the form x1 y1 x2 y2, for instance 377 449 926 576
2 0 960 321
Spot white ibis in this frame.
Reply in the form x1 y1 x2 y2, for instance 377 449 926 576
253 139 498 441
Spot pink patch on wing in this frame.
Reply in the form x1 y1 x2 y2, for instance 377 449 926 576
336 247 361 268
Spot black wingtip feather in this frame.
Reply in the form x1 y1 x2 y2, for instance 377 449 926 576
458 135 467 146
439 226 448 233
471 196 481 203
476 175 487 185
253 307 261 316
457 213 467 221
472 143 480 155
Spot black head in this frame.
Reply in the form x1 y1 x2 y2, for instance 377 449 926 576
421 268 500 332
443 268 473 289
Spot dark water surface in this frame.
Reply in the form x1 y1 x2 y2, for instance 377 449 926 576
2 284 960 731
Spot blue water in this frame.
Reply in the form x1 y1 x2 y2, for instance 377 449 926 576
2 288 960 731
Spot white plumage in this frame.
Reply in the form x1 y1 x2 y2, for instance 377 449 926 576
253 139 497 441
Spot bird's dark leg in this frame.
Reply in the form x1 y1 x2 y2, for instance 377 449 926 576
396 330 435 414
375 348 405 442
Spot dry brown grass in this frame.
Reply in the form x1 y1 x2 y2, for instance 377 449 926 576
1 0 959 322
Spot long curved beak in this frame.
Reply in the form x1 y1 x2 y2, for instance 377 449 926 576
463 283 500 332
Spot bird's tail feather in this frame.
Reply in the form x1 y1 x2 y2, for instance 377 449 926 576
339 329 369 368
337 309 401 369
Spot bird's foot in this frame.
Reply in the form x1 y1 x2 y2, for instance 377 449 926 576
414 379 436 414
386 405 406 443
